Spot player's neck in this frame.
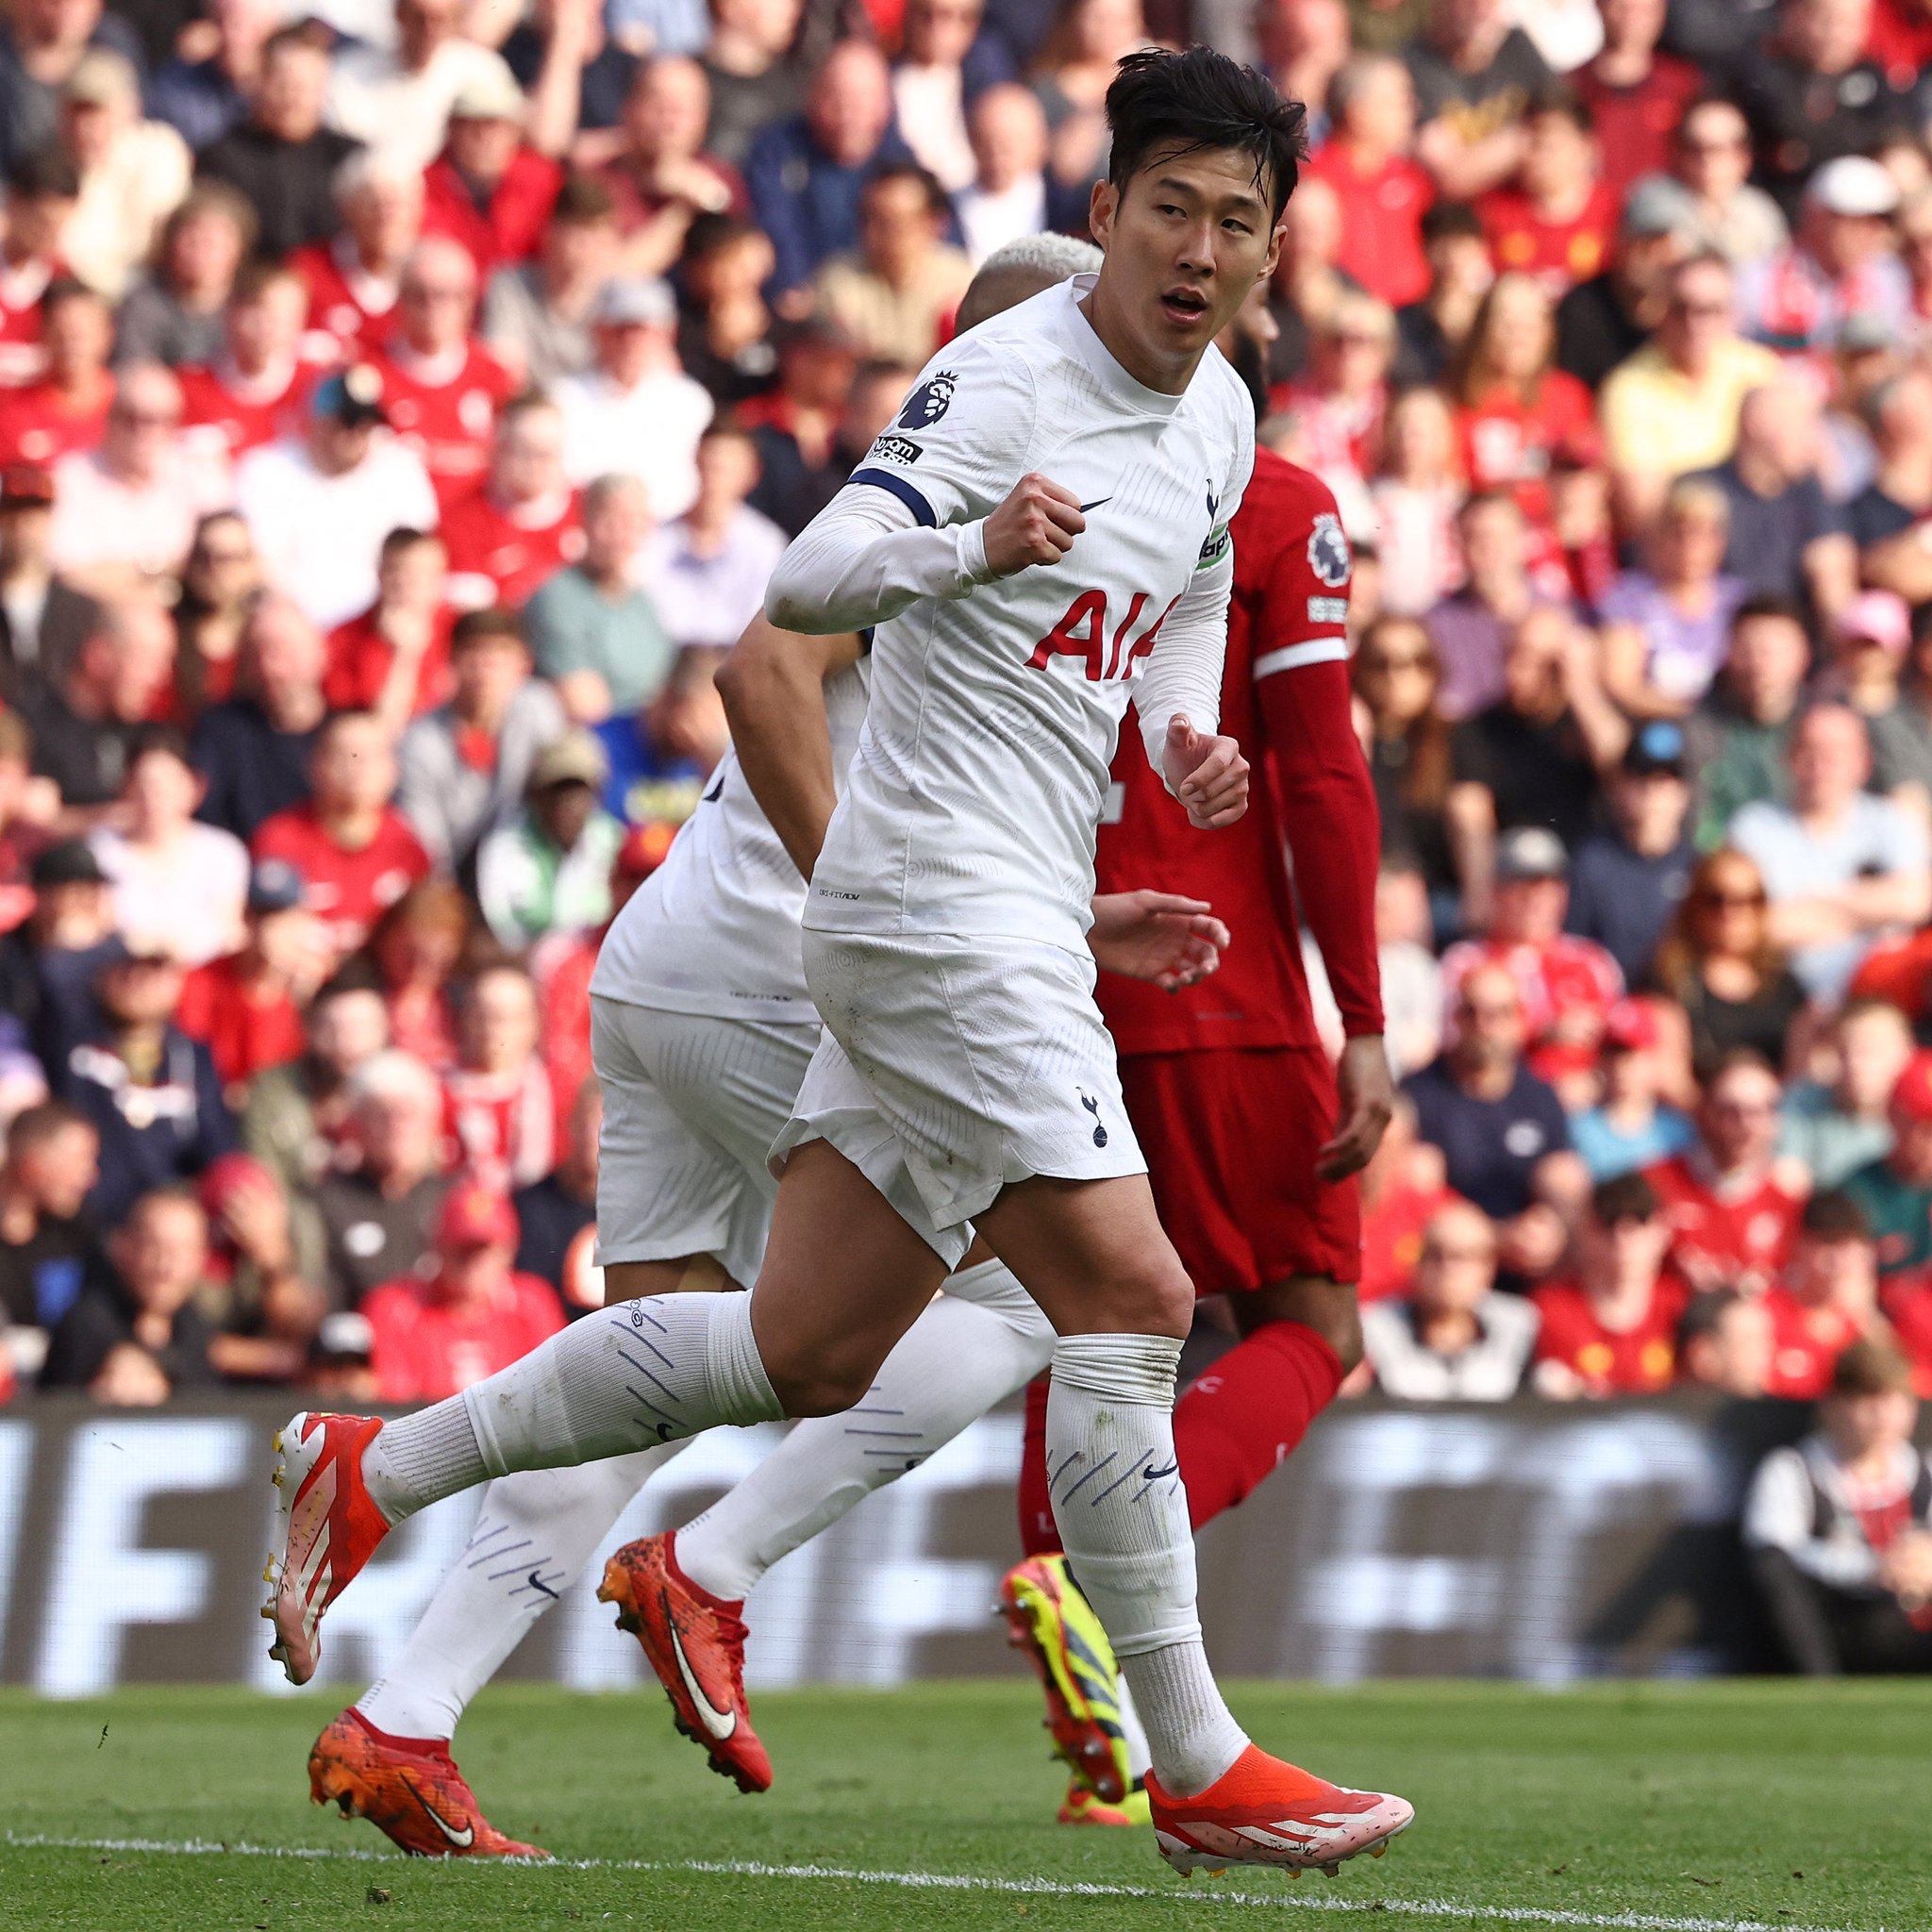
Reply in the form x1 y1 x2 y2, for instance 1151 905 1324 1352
1077 283 1202 398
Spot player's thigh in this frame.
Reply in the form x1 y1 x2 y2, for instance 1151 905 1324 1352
1230 1272 1364 1370
601 1254 740 1304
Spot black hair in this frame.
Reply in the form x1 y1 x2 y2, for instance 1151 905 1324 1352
126 723 193 769
1591 1172 1658 1226
1524 83 1592 134
451 607 525 650
864 160 953 222
1106 46 1307 223
8 143 79 201
551 172 616 225
1802 1190 1872 1242
1675 1285 1745 1352
1420 200 1484 246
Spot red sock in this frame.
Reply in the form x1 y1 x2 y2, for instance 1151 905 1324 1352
1172 1321 1344 1529
1016 1374 1062 1556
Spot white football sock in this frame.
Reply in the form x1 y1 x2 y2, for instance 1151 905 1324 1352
356 1444 681 1740
1118 1673 1152 1784
1047 1333 1248 1798
676 1259 1054 1602
363 1294 782 1523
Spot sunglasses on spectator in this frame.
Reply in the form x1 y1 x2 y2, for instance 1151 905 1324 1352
1694 887 1765 908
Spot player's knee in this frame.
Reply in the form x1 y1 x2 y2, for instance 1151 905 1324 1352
1239 1276 1363 1373
1108 1255 1196 1341
759 1341 879 1419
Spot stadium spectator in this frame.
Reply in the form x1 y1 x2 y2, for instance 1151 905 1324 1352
814 161 971 368
672 211 775 406
553 276 711 511
190 594 327 841
1570 998 1694 1180
1731 703 1932 1000
739 311 858 535
55 49 191 302
1424 493 1545 722
1393 199 1492 387
173 511 263 715
361 877 471 1068
0 464 97 708
1553 180 1688 391
1675 1286 1774 1394
1 838 122 1074
148 0 275 149
439 391 583 611
953 84 1052 269
61 945 234 1226
22 596 175 821
525 474 673 723
594 57 742 279
195 23 356 260
1532 1172 1685 1397
239 970 389 1197
1600 253 1783 533
1354 617 1457 904
1648 1050 1807 1295
477 728 622 948
512 1072 598 1310
1571 0 1700 195
175 263 323 461
316 1045 449 1309
39 1182 219 1396
641 422 786 653
0 1099 99 1336
0 147 79 391
1824 592 1913 746
1631 96 1788 271
480 173 618 389
195 1149 327 1381
363 1177 563 1399
113 183 255 371
1743 1337 1932 1674
1840 1050 1932 1281
290 154 422 362
325 0 518 172
0 277 111 471
421 67 564 284
0 0 147 176
1360 1197 1539 1398
89 725 249 968
1779 998 1913 1188
1474 90 1617 302
1368 389 1462 619
1305 54 1431 309
1685 595 1814 850
396 607 567 874
597 641 728 826
890 0 997 195
1762 1190 1885 1397
321 527 453 732
1854 372 1932 597
441 959 552 1190
1307 856 1443 1081
694 0 806 172
1405 0 1551 202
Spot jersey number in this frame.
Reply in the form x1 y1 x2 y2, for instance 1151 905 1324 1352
1028 590 1183 682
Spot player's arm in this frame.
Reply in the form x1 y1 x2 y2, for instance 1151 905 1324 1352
1087 891 1229 991
1132 537 1249 829
715 613 864 880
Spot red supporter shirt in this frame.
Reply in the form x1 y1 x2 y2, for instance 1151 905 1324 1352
1093 449 1381 1056
175 954 308 1093
323 604 456 716
369 339 517 512
1439 934 1624 1088
251 803 431 964
534 926 597 1150
0 375 111 466
291 239 397 360
363 1269 565 1401
1453 371 1597 526
1476 181 1622 296
1532 1275 1687 1394
442 1059 556 1191
1884 1281 1932 1393
1304 142 1434 308
175 356 327 462
0 258 55 386
421 147 564 279
1358 1174 1455 1302
1761 1290 1866 1399
439 483 585 610
1868 0 1932 88
1571 57 1704 194
1645 1151 1805 1297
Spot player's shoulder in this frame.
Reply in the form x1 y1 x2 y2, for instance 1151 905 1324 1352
1240 444 1342 528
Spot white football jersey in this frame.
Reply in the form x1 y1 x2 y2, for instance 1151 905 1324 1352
591 660 870 1022
804 273 1254 953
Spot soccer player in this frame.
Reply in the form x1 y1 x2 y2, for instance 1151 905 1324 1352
271 50 1412 1874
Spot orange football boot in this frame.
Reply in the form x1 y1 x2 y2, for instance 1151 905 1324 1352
309 1709 549 1858
263 1411 391 1685
598 1530 773 1793
1147 1744 1414 1876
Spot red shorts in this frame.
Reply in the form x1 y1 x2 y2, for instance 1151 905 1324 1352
1119 1045 1361 1296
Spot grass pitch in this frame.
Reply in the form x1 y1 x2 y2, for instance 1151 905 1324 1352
0 1680 1925 1932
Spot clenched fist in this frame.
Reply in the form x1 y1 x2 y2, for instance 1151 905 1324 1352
982 473 1085 576
1161 715 1249 829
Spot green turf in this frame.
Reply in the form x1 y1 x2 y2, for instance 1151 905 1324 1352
1 1680 1926 1931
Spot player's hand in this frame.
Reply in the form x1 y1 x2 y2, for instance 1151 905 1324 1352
982 473 1084 575
1088 890 1230 991
1162 716 1248 828
1316 1034 1393 1180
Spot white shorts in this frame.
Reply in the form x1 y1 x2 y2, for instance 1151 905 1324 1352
591 994 819 1288
773 929 1145 1267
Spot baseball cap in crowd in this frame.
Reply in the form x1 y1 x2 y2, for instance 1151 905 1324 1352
63 47 138 109
449 57 527 124
0 465 54 509
1621 176 1690 240
1835 589 1912 654
248 858 307 915
1807 155 1900 219
313 363 388 428
438 1181 519 1251
615 818 676 881
592 277 675 329
1494 824 1568 884
529 729 608 793
1603 998 1661 1054
1890 1051 1932 1124
1624 719 1688 778
30 839 106 889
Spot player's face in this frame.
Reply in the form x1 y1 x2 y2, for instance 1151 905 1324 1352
1089 143 1284 390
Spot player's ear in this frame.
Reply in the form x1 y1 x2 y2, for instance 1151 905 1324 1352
1088 176 1118 251
1259 213 1286 285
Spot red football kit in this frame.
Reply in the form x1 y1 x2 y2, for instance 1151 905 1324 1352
364 1270 565 1402
175 355 327 461
1762 1291 1866 1399
1532 1276 1687 1395
323 604 457 717
438 482 584 610
1644 1150 1804 1298
0 258 55 387
1438 933 1624 1088
441 1059 557 1193
421 147 563 279
250 803 431 965
1476 181 1622 297
368 339 517 513
1572 56 1704 194
1304 142 1434 309
0 374 111 466
291 239 399 361
175 954 307 1094
1453 371 1597 527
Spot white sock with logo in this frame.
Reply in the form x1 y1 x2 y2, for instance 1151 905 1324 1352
362 1295 782 1523
676 1259 1055 1602
1047 1333 1248 1799
356 1444 683 1740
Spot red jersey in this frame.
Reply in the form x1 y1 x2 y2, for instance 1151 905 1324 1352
175 954 307 1095
533 924 597 1151
441 1058 556 1192
323 604 456 716
1868 0 1932 88
291 239 397 361
364 1269 565 1401
1476 181 1621 297
1571 57 1704 195
1304 142 1434 308
1453 371 1597 527
1645 1150 1805 1298
0 375 111 466
0 258 56 387
1762 1289 1866 1399
175 356 327 462
1532 1275 1686 1395
438 483 584 610
250 803 431 964
421 146 563 279
368 339 517 513
1093 450 1380 1055
1884 1280 1932 1394
1358 1173 1454 1302
1439 934 1623 1087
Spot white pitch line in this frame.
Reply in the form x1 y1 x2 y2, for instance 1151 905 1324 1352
0 1833 1892 1932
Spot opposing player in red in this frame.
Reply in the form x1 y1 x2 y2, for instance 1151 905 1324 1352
1001 284 1391 1821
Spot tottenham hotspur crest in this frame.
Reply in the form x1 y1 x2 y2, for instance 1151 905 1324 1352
897 371 957 429
1307 511 1351 588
